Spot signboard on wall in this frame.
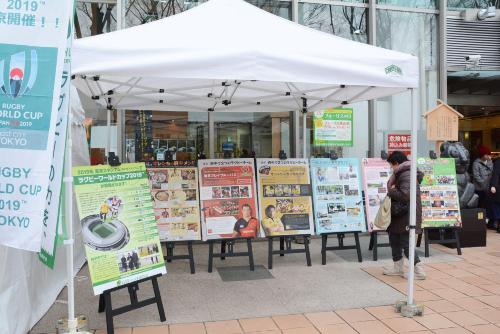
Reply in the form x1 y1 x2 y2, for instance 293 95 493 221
73 163 166 295
310 158 366 233
0 1 72 251
313 108 353 147
387 133 412 156
198 159 259 240
146 161 201 241
361 158 392 232
418 158 462 228
256 159 314 236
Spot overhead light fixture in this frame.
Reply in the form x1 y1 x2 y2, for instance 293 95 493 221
477 6 496 20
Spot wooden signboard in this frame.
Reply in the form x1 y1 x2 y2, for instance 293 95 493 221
424 101 463 142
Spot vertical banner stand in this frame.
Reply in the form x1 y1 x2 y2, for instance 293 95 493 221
321 232 362 264
267 235 312 269
163 241 196 274
207 237 255 273
98 275 166 334
368 231 390 261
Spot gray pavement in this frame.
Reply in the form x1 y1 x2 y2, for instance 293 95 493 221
31 234 460 333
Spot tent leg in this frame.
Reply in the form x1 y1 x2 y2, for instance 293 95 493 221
302 112 307 158
397 88 424 318
106 108 111 158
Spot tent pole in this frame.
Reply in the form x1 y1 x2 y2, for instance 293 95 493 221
208 111 215 158
106 109 111 157
302 112 307 159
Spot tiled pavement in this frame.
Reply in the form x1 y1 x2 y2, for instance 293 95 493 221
70 231 500 333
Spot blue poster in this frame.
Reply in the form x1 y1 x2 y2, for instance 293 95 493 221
310 158 367 233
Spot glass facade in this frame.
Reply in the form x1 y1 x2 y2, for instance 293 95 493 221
448 0 500 9
76 0 442 163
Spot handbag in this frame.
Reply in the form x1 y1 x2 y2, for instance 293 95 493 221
391 199 409 217
374 196 391 230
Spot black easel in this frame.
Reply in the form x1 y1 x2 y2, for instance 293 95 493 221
207 237 255 273
321 232 362 264
421 227 462 257
267 234 312 269
368 230 390 261
98 275 166 334
164 241 195 274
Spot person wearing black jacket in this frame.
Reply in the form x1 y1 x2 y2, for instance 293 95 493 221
490 158 500 232
383 151 426 280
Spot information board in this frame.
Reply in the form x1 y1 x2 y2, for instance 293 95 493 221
361 158 392 232
313 108 353 147
256 159 314 236
73 163 166 295
310 158 366 233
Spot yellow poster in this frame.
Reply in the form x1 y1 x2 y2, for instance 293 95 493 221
256 159 315 236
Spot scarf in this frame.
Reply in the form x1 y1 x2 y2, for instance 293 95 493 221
387 160 412 189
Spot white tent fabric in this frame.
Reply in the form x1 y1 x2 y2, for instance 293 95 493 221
0 87 88 334
72 0 418 113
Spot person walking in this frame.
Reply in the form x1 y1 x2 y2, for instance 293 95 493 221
472 146 493 226
490 157 500 232
383 151 426 280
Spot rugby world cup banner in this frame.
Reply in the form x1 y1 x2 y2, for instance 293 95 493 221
0 1 72 251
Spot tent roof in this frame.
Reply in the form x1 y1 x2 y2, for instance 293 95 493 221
72 0 419 113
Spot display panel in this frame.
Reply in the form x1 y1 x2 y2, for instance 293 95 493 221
361 158 392 232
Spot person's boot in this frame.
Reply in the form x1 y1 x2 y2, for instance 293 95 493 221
404 263 427 280
383 259 404 276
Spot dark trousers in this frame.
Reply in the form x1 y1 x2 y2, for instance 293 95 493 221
389 232 420 264
477 191 492 220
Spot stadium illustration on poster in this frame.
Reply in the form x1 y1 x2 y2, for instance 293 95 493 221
310 158 366 233
146 161 201 241
256 159 314 236
361 158 392 232
418 158 462 228
73 163 166 295
198 159 260 240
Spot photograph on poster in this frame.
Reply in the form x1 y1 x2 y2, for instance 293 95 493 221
310 158 366 233
73 163 166 295
418 158 462 228
147 161 201 242
256 159 314 236
198 159 260 240
361 158 392 232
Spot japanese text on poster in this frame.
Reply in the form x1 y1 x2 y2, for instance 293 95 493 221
361 158 392 232
313 108 353 147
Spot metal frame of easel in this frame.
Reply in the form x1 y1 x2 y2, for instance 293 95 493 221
368 231 391 261
419 227 462 257
267 235 312 269
164 241 196 274
321 232 362 264
207 237 255 273
97 274 166 334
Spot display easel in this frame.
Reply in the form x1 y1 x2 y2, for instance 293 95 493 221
267 234 312 269
97 274 166 334
164 241 195 274
321 232 362 264
368 231 390 261
421 227 462 257
207 237 255 273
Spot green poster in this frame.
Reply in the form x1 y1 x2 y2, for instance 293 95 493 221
418 158 462 228
73 163 166 295
313 108 353 147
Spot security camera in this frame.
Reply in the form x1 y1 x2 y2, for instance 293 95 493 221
465 55 481 61
478 6 496 20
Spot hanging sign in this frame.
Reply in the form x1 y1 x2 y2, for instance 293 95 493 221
418 158 462 228
256 159 314 236
361 158 392 232
146 161 201 241
313 108 353 147
198 159 259 240
0 1 72 251
310 158 366 233
73 163 166 295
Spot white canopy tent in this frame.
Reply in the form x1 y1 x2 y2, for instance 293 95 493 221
72 0 422 315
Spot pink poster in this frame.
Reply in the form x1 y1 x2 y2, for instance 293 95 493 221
361 158 392 232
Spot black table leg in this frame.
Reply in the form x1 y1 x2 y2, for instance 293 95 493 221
152 277 166 322
247 238 255 271
208 241 214 273
321 234 327 265
354 232 362 262
424 229 430 258
188 241 195 274
455 229 462 255
373 232 378 261
305 236 312 267
268 237 273 269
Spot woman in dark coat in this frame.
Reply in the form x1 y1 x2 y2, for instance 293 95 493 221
490 158 500 231
383 151 426 280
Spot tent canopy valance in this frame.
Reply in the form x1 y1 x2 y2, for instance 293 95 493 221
72 0 418 113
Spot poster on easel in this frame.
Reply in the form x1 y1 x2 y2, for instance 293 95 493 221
256 159 314 236
198 159 259 240
73 163 166 295
361 158 392 232
146 161 201 242
310 158 366 233
418 158 462 228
